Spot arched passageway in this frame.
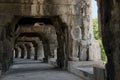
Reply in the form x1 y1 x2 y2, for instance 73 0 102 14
1 0 120 80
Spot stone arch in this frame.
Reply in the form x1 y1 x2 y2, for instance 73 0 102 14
13 16 59 66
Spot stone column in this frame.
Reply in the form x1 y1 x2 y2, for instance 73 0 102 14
0 41 3 72
30 44 35 59
71 40 79 61
56 33 66 69
37 41 44 61
54 48 57 60
0 27 4 70
17 47 21 58
34 47 38 60
48 44 57 63
2 39 13 72
89 40 101 61
19 45 25 58
97 0 120 79
23 44 27 59
70 26 82 61
79 40 89 61
42 41 51 63
14 48 19 58
34 43 38 60
13 49 15 58
26 44 31 59
49 44 55 58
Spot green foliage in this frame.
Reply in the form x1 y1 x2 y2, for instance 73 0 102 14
98 40 107 61
93 19 99 40
93 18 107 61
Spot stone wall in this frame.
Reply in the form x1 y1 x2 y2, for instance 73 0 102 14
97 0 120 80
43 0 100 61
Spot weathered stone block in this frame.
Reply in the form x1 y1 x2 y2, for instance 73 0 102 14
68 61 103 80
45 0 69 5
71 26 82 41
89 40 101 61
0 0 44 4
94 66 106 80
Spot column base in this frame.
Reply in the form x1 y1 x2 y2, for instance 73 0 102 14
27 57 31 59
43 57 48 63
21 56 24 59
34 54 38 60
31 56 34 59
48 58 56 63
38 57 44 61
69 57 79 61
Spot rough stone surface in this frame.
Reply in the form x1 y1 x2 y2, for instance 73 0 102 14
37 41 44 61
1 0 120 79
97 0 120 79
94 66 106 80
68 61 104 80
71 25 82 41
89 40 101 61
17 47 22 58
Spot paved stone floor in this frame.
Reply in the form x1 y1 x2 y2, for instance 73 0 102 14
0 59 83 80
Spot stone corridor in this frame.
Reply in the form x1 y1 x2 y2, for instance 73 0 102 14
0 59 83 80
0 0 120 79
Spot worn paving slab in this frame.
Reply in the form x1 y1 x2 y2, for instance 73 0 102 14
0 59 83 80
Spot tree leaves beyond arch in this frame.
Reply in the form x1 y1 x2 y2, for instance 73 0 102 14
93 18 107 61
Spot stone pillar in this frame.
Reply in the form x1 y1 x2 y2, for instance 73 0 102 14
48 44 57 63
56 34 66 69
70 26 82 61
13 49 15 58
2 39 13 72
49 44 56 58
0 41 3 72
79 40 89 61
26 44 31 59
54 48 57 60
42 41 51 63
94 66 106 80
17 47 21 58
71 40 79 61
31 44 35 59
19 45 25 58
89 40 101 61
23 44 27 59
33 43 38 60
97 0 120 79
14 48 19 58
37 41 44 61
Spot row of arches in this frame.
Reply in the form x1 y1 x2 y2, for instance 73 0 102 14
0 16 100 71
14 41 45 61
0 16 68 71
